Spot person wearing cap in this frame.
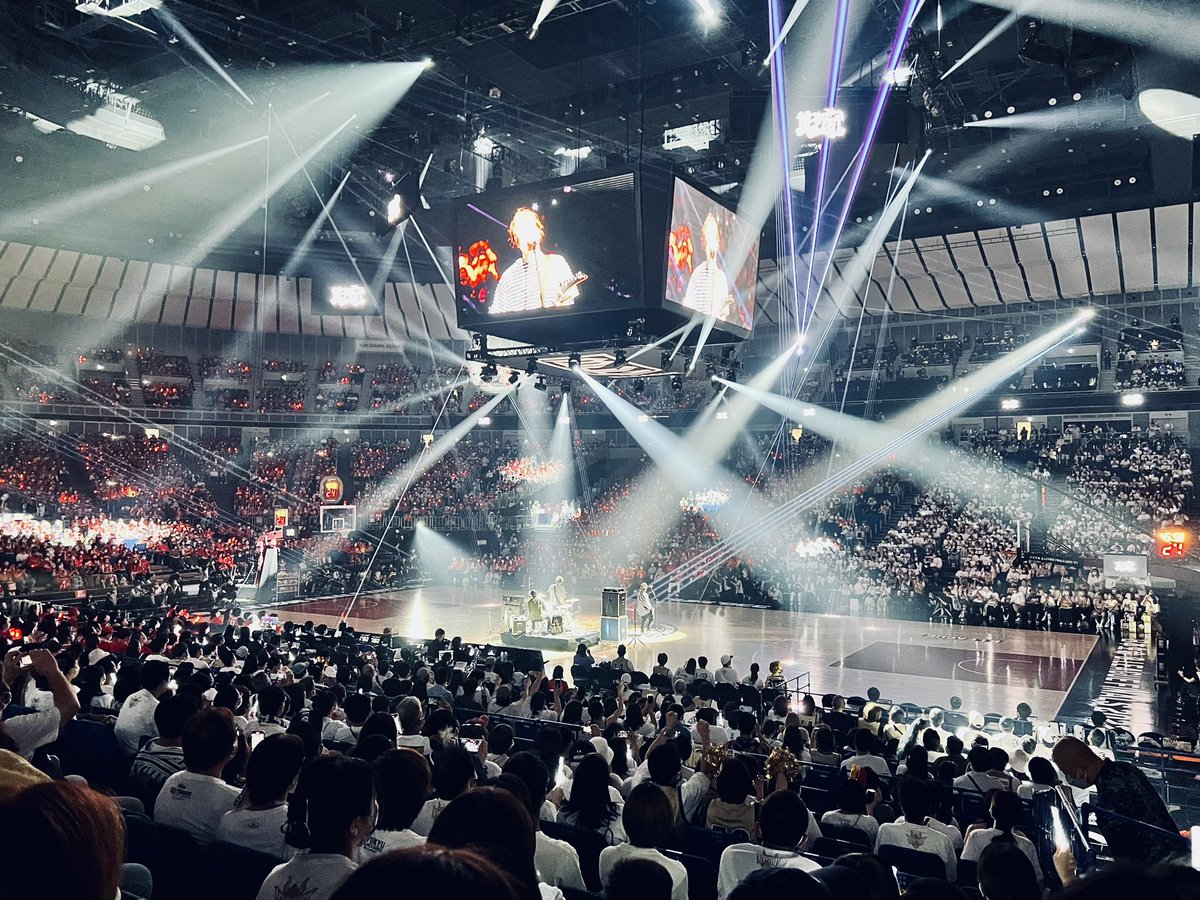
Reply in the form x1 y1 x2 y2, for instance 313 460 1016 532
714 655 739 685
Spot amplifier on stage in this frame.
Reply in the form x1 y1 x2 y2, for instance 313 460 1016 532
600 615 627 642
601 587 626 619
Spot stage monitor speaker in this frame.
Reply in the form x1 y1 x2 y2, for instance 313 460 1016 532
600 616 628 643
601 588 626 619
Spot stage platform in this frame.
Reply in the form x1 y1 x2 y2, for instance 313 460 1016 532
267 585 1164 733
500 629 601 652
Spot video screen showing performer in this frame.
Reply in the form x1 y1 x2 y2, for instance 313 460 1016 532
664 177 758 332
491 207 586 314
455 172 641 324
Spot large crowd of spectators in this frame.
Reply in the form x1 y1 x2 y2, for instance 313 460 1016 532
0 606 1188 900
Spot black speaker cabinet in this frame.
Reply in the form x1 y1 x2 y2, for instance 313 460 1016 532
601 587 626 619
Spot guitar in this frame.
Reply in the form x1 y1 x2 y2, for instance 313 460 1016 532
543 271 589 308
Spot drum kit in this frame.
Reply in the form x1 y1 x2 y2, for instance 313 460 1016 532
503 592 581 635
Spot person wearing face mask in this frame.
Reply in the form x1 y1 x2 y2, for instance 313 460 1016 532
1051 735 1181 863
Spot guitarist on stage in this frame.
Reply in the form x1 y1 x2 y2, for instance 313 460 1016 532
490 206 587 314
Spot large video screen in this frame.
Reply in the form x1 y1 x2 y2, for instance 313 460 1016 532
455 173 641 330
663 177 758 333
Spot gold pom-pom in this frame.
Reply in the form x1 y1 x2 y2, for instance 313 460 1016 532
765 745 801 780
701 743 728 777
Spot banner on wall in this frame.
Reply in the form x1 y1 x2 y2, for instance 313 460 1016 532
356 340 405 354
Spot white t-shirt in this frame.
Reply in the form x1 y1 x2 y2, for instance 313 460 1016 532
717 845 821 900
216 805 293 860
154 771 241 843
359 828 424 861
396 733 431 755
3 707 62 759
599 844 688 900
536 830 586 890
115 689 160 755
819 810 879 844
875 820 956 880
410 797 451 836
954 771 1015 794
895 815 963 851
961 828 1041 881
320 719 354 744
840 753 890 777
255 851 356 900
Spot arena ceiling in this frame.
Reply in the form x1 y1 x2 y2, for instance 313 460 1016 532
0 0 1197 291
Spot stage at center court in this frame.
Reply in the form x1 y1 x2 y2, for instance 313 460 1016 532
271 585 1151 727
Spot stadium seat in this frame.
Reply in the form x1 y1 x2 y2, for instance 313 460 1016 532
48 718 126 791
877 845 950 880
812 836 870 860
680 826 740 867
659 848 718 900
957 858 978 886
541 820 608 892
818 823 873 848
207 841 281 900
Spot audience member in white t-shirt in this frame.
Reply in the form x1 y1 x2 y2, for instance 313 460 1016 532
504 751 587 890
256 755 378 900
0 648 81 760
961 791 1042 884
360 747 430 860
875 780 957 880
155 707 242 844
1017 756 1061 802
426 784 567 900
114 659 171 755
717 790 821 900
841 729 891 777
312 690 354 744
819 778 880 845
412 745 477 836
600 783 689 900
217 733 306 859
396 697 432 755
954 746 1016 795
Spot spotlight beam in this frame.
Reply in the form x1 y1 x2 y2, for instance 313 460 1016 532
763 0 815 66
939 8 1023 82
154 6 255 106
972 0 1200 61
657 310 1092 593
270 108 366 288
180 114 355 271
281 169 353 277
0 135 266 233
806 0 925 329
802 0 854 331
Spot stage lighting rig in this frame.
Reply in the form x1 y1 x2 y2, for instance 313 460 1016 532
661 350 673 370
614 349 628 367
633 379 646 394
481 361 498 383
568 352 582 369
561 380 572 394
526 357 539 375
671 375 683 392
507 371 520 385
534 377 547 392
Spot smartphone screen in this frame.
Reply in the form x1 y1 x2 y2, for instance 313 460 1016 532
462 738 482 753
249 732 266 751
1051 806 1070 852
19 655 32 668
